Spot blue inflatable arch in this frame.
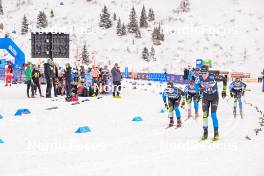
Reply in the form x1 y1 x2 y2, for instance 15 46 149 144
0 38 25 67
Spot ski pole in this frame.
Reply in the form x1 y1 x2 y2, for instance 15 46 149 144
226 96 232 102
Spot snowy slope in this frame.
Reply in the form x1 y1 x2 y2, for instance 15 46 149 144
0 0 264 75
0 81 264 176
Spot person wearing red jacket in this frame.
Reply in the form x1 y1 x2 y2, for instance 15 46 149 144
5 64 13 86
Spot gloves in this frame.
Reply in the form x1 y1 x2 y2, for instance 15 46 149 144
222 91 227 99
230 92 234 98
194 93 200 102
181 101 185 109
164 102 168 110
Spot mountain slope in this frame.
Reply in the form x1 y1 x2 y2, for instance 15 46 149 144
0 0 263 75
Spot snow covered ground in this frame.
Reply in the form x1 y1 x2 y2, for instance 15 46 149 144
0 80 264 176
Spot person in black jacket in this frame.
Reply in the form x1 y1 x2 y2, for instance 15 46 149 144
64 63 72 97
51 63 59 97
44 59 53 98
111 63 122 98
32 65 44 97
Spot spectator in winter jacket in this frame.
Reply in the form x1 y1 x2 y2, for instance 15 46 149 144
57 71 65 96
24 62 35 98
5 64 13 86
80 66 86 80
111 63 122 98
91 65 100 83
72 68 79 84
65 63 72 97
85 67 98 96
101 65 110 93
32 65 44 97
44 59 53 98
51 63 59 97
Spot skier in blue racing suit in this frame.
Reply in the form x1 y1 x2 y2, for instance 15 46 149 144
194 65 227 141
229 77 247 118
183 79 200 119
188 67 200 81
162 82 185 128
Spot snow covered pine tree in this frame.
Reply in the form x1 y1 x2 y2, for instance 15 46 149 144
82 44 90 65
140 5 148 28
142 47 150 62
21 15 29 35
99 5 112 29
37 11 48 29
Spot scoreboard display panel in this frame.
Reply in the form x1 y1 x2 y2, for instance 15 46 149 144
31 32 69 58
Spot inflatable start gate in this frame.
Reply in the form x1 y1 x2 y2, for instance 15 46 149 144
0 38 25 81
0 38 25 67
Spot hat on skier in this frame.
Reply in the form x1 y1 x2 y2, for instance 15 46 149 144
235 77 242 82
194 68 200 72
200 65 209 74
167 81 174 88
189 79 195 85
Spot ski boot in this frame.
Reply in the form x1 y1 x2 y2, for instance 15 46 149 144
233 107 237 118
240 109 244 119
201 127 208 140
168 117 174 127
195 111 199 119
187 109 192 119
176 119 182 128
212 128 219 141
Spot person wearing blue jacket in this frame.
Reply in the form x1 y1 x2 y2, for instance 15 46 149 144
188 67 200 81
84 67 98 96
162 82 185 128
85 68 93 88
229 77 247 118
194 65 227 141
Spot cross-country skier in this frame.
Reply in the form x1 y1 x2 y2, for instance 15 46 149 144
188 67 200 81
183 79 200 119
229 77 247 118
194 65 227 141
162 82 185 128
